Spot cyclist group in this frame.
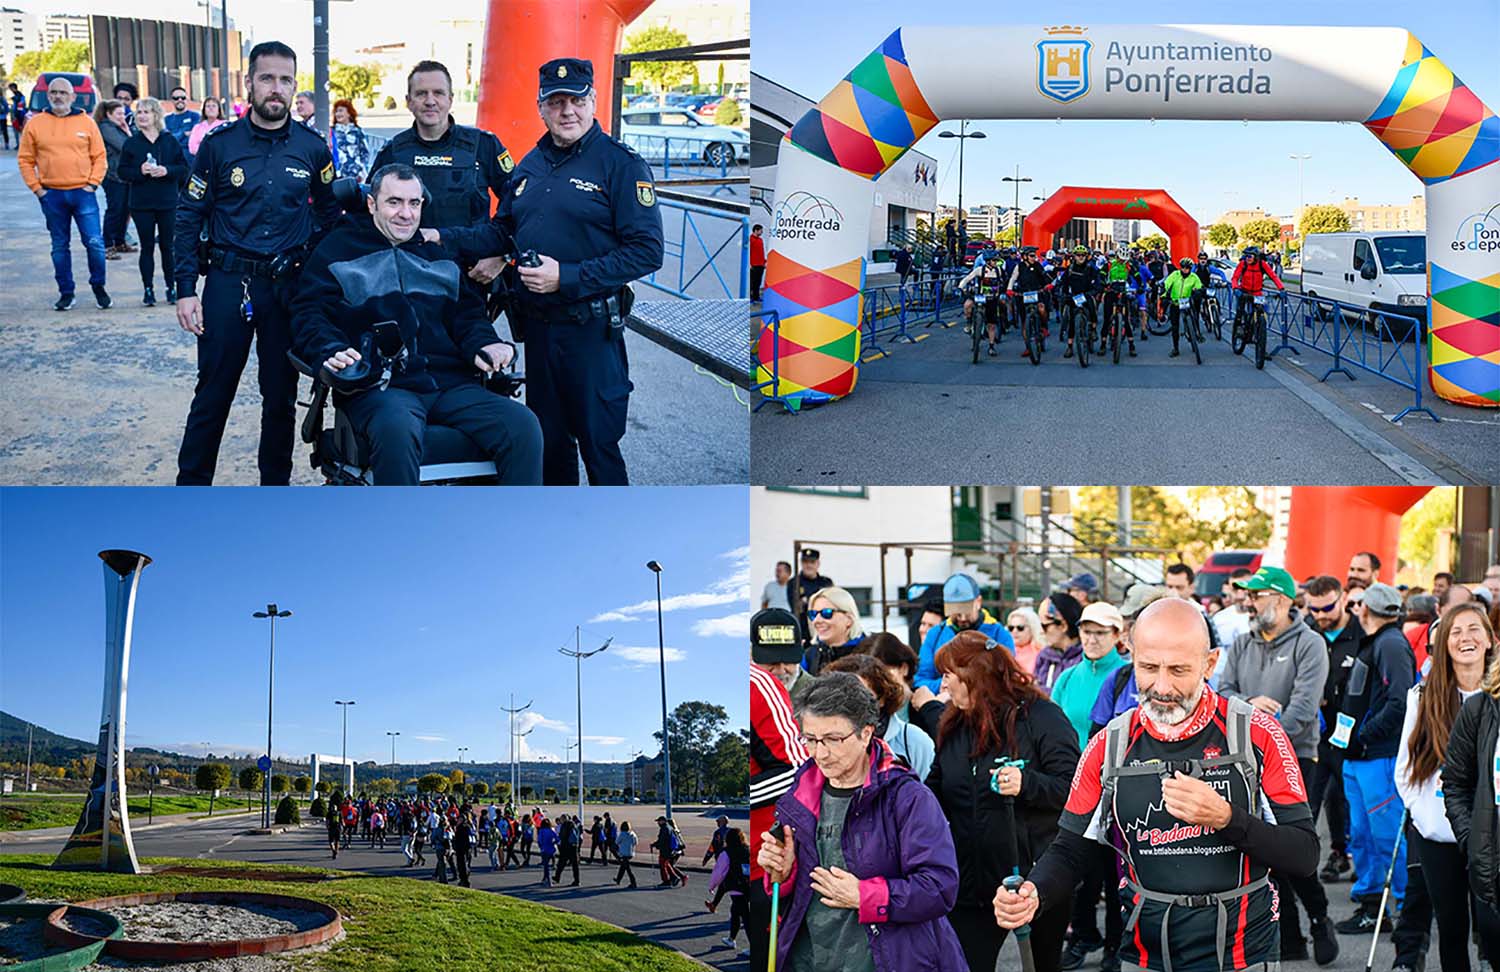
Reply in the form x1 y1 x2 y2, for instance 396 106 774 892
953 242 1286 368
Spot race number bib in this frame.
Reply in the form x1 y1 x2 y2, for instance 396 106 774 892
1178 297 1191 309
1330 712 1356 749
1072 294 1086 307
1253 294 1267 306
1023 292 1039 305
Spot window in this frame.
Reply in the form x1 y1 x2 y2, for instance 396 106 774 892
845 587 874 617
1353 238 1373 272
765 486 868 499
657 111 694 127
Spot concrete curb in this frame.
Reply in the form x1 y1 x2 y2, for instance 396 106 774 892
44 891 342 961
0 808 257 844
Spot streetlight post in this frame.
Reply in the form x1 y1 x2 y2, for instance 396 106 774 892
516 728 535 803
386 731 400 773
501 696 532 806
252 603 291 829
560 629 610 823
938 121 986 256
1003 166 1033 250
646 561 674 821
1290 154 1311 250
335 700 355 795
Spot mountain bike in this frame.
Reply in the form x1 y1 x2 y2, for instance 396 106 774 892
1018 290 1044 365
1171 295 1202 365
1067 292 1094 369
1231 291 1272 369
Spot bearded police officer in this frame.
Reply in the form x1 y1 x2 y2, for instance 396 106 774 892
370 60 515 292
174 40 340 485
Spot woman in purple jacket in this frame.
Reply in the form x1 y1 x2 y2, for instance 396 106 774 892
758 672 967 972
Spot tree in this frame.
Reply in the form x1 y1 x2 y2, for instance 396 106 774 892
238 767 262 793
1398 487 1457 576
492 782 510 803
1239 219 1282 252
1132 233 1169 254
992 226 1019 247
654 701 730 802
10 51 43 83
293 775 311 795
471 781 489 797
314 780 330 795
713 98 742 127
623 26 693 93
328 61 384 104
448 768 465 786
1206 223 1238 250
568 786 579 800
1073 486 1273 572
41 40 89 73
417 773 450 794
543 786 558 801
368 777 396 796
309 795 327 818
520 785 535 800
274 793 300 825
270 774 290 794
707 731 748 799
1300 204 1350 237
195 763 231 816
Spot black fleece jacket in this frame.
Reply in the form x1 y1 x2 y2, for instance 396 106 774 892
290 212 499 394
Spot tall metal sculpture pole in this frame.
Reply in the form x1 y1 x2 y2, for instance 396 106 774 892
55 549 152 872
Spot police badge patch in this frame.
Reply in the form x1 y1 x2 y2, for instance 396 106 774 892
321 162 334 184
186 173 207 200
230 166 245 187
636 181 655 207
498 150 514 173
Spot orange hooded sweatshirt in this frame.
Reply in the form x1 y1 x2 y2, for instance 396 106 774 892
17 107 106 193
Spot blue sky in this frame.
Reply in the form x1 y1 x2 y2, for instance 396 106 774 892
752 0 1499 222
0 488 748 769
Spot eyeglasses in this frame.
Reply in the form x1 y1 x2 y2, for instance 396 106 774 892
798 730 859 751
1007 624 1027 631
1248 591 1282 603
808 607 841 620
172 95 187 101
1041 619 1063 629
1305 601 1341 613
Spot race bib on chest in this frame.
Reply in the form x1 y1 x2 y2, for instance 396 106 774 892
1329 713 1355 749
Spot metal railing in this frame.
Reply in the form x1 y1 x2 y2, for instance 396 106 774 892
639 196 748 301
860 269 970 359
750 308 792 412
1209 283 1439 423
617 132 744 180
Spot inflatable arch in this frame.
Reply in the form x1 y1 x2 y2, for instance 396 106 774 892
1023 186 1199 261
476 0 654 148
1284 486 1429 584
761 25 1499 408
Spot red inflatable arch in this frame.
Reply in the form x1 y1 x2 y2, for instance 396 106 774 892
475 0 654 150
1022 187 1199 263
1283 487 1431 585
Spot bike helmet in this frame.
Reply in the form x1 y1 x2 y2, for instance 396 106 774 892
1179 257 1193 269
1045 249 1056 260
1072 245 1089 255
1243 246 1260 259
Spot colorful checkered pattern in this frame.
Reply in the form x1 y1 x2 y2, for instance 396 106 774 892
1364 32 1499 184
756 251 866 404
1429 263 1500 405
786 29 939 180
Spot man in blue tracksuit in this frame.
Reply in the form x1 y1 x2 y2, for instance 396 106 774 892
1334 582 1416 933
913 572 1013 693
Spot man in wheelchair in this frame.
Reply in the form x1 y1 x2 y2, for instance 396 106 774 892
288 163 543 484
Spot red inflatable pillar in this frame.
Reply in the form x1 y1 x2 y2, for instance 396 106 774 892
1284 487 1431 584
476 0 654 149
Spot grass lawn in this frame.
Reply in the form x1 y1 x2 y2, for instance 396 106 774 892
1 794 263 831
0 855 706 972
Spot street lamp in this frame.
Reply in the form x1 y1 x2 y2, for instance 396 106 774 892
646 560 674 821
938 121 986 251
501 696 533 804
1290 154 1311 244
1003 167 1033 249
386 730 400 772
334 701 355 795
252 603 291 829
560 629 610 822
516 727 535 803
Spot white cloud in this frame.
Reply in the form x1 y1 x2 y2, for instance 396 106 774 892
582 735 627 746
693 611 750 638
412 734 446 743
588 545 752 623
516 712 570 734
611 645 687 667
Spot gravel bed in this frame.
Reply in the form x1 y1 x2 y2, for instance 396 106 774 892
0 914 58 964
63 901 325 943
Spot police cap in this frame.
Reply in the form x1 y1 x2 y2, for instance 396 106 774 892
539 58 593 99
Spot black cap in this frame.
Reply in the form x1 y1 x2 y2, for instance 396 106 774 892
800 548 820 561
1045 592 1084 639
539 58 593 99
751 608 803 665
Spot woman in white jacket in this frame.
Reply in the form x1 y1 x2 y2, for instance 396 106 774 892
1396 601 1500 972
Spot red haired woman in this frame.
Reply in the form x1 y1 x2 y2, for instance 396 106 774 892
911 629 1081 972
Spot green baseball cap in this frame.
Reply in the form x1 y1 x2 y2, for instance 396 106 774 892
1233 565 1296 600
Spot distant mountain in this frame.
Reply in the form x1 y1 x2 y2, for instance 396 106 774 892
0 712 94 762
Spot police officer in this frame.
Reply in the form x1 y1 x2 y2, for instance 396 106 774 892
371 60 514 292
173 40 340 485
466 58 663 485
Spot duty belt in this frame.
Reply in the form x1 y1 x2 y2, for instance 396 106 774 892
206 246 276 278
526 293 625 325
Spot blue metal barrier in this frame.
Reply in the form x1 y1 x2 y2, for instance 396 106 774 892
751 308 794 413
617 132 742 180
1211 283 1438 423
859 269 968 358
639 197 747 300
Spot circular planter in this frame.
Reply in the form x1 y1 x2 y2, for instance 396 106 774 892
0 902 123 972
43 890 341 961
0 882 26 904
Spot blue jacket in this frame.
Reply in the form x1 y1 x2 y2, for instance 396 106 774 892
915 611 1014 693
1089 664 1138 729
537 826 558 856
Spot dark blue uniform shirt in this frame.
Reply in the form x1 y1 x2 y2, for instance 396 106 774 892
369 117 514 231
499 120 663 310
173 114 340 297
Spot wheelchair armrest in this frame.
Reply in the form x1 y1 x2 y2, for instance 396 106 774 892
484 371 526 399
286 350 321 380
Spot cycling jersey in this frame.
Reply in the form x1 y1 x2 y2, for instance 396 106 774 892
1161 270 1203 302
1106 261 1130 284
1230 259 1284 295
1056 261 1102 299
1043 687 1313 972
1008 262 1052 294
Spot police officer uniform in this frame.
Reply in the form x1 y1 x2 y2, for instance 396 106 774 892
370 108 513 237
174 111 339 485
500 58 664 486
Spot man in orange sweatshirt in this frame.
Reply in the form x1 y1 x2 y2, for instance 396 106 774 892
17 76 110 310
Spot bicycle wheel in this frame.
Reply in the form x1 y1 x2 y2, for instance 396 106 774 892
1145 297 1172 336
1025 307 1041 365
1231 305 1249 356
1111 305 1122 364
1254 308 1267 369
1075 306 1090 369
1207 297 1222 341
1185 310 1202 365
971 306 981 364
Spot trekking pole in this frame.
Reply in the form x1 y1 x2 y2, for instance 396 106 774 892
993 758 1036 972
1364 806 1408 972
767 822 787 972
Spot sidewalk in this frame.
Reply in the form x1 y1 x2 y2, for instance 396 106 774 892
0 805 256 844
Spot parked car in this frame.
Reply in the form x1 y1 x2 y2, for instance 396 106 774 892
619 107 749 166
28 72 97 116
1299 231 1428 340
1195 550 1265 601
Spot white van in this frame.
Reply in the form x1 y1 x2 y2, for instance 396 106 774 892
1298 232 1427 339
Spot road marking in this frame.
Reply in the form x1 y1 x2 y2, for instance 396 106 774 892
1262 361 1442 485
1361 401 1500 428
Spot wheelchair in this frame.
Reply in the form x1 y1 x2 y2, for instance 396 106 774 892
287 323 526 485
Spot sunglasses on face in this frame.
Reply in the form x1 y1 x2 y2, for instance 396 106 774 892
1007 624 1027 631
1041 619 1063 629
808 607 841 620
1305 601 1341 613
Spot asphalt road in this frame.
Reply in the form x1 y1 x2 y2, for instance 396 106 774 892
0 151 747 485
751 297 1496 486
1 803 749 972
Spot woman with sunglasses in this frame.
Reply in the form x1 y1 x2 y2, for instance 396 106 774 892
912 630 1080 972
1034 593 1084 695
1006 607 1044 674
1408 603 1500 970
802 586 865 674
758 671 968 972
